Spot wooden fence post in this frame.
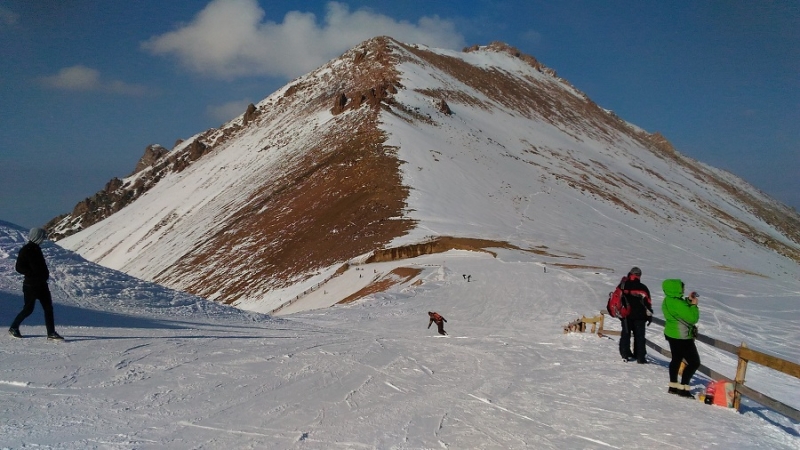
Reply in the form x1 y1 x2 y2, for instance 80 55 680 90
597 312 604 335
734 342 749 411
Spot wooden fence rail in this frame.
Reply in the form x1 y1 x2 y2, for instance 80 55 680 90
600 312 800 422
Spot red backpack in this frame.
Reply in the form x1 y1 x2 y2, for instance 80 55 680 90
606 277 630 319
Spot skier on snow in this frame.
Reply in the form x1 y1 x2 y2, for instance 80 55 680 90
428 311 448 336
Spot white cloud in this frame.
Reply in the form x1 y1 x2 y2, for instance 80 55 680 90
207 98 253 123
141 0 465 80
37 65 148 96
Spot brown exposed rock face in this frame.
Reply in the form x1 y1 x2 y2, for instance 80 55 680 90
332 82 397 115
332 93 348 114
186 140 207 162
437 98 452 115
402 42 634 146
354 50 367 64
243 103 258 125
130 144 169 176
163 116 415 302
147 36 416 302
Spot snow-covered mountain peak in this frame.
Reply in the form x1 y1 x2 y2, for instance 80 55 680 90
49 36 799 310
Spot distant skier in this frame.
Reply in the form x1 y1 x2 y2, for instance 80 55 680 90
427 311 448 335
9 228 63 340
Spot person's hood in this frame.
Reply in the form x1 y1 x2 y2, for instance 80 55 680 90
662 279 684 298
28 228 46 245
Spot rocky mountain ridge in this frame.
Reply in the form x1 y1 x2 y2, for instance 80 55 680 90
52 37 800 308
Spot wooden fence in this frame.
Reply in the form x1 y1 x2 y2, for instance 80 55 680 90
596 312 800 422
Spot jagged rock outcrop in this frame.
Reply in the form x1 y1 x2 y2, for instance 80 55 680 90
48 135 216 240
46 177 132 239
331 82 398 115
130 144 169 176
331 93 348 114
243 103 258 125
437 98 452 115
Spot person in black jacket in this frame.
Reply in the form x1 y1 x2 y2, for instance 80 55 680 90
9 228 63 340
612 275 635 362
622 267 652 363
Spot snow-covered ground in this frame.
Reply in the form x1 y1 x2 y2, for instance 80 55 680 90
2 222 798 449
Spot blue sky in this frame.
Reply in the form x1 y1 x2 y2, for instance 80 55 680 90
1 0 797 228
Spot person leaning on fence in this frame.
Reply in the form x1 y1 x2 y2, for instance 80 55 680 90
661 279 701 398
427 311 447 336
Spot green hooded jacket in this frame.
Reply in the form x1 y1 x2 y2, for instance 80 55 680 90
661 279 699 340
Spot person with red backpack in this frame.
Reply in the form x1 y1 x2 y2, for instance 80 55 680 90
623 267 653 363
607 275 635 361
427 311 448 335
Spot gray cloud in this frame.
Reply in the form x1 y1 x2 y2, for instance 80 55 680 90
37 65 149 96
142 0 465 80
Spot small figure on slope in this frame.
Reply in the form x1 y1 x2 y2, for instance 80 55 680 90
428 311 448 336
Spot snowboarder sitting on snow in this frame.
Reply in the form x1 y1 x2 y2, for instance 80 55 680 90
427 311 448 335
9 228 63 340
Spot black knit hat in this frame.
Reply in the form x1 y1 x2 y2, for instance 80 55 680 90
629 266 642 276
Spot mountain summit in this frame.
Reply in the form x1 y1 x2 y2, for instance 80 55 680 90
53 36 799 308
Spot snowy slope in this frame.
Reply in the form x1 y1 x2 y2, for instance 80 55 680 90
2 221 799 449
54 37 799 311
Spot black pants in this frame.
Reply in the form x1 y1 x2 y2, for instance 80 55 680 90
10 283 55 335
435 321 447 335
665 336 701 385
619 319 633 358
630 319 647 362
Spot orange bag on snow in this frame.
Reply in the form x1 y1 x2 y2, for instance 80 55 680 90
705 380 735 407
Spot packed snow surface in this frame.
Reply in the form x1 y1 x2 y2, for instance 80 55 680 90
2 222 798 449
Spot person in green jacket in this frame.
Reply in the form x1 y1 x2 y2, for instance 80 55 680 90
661 279 700 398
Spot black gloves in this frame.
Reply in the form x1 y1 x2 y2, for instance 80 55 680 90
646 317 652 326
